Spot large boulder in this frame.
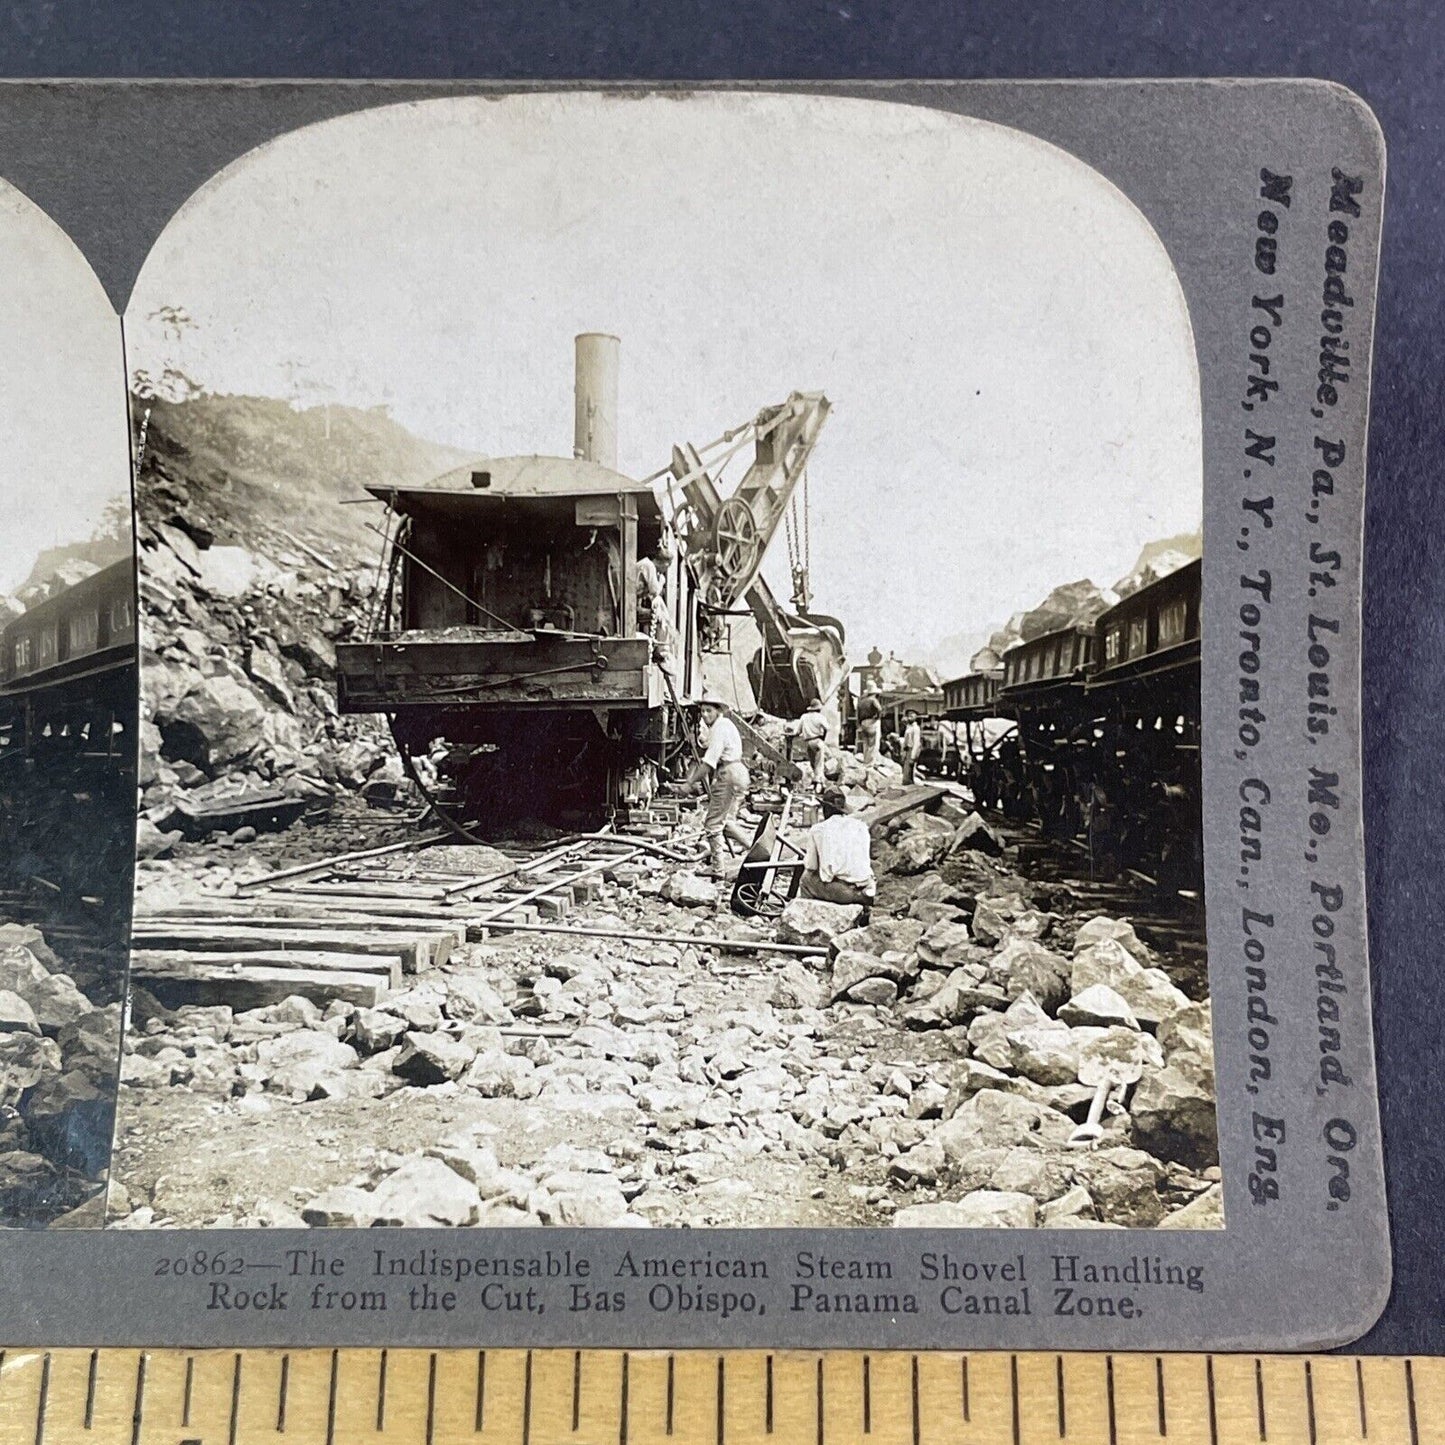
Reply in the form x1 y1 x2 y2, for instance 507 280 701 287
393 1031 475 1085
900 972 1005 1030
951 813 1004 856
246 644 296 712
255 1031 358 1098
0 945 90 1034
1070 939 1190 1028
915 920 975 969
894 1190 1037 1229
464 1049 540 1099
768 960 827 1010
368 1156 483 1226
538 1172 631 1227
443 976 512 1025
993 937 1071 1012
777 898 863 948
834 916 924 959
931 1088 1074 1163
1073 916 1154 965
1158 1001 1214 1061
0 1032 62 1099
1159 1183 1224 1229
1129 1059 1218 1170
831 950 914 1001
164 673 270 771
1006 1025 1103 1086
662 872 718 908
1059 984 1139 1030
891 816 956 874
1069 1146 1166 1227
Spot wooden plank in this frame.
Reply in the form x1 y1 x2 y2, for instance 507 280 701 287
855 782 949 832
129 960 388 1009
130 948 401 989
138 912 465 953
131 927 438 973
138 896 469 925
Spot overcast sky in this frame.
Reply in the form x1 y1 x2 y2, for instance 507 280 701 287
127 92 1201 658
0 183 127 595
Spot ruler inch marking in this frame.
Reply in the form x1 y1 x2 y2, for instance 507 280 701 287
1255 1357 1267 1440
573 1349 581 1433
278 1353 290 1432
33 1351 49 1445
619 1349 630 1445
84 1349 98 1430
962 1355 970 1423
862 1355 871 1436
1207 1355 1219 1445
911 1355 920 1445
1304 1359 1317 1445
1155 1355 1167 1436
476 1350 486 1433
716 1355 725 1445
129 1354 147 1445
1056 1355 1066 1438
667 1353 676 1437
228 1352 243 1445
816 1356 824 1445
378 1347 389 1431
1356 1357 1367 1438
1406 1358 1420 1445
426 1351 438 1445
1106 1355 1118 1445
523 1349 534 1445
325 1349 338 1445
765 1354 773 1435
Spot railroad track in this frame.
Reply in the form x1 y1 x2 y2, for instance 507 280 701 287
128 799 707 1012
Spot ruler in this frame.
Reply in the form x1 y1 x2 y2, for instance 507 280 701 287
0 1349 1436 1445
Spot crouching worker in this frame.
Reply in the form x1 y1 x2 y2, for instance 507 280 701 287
689 693 753 876
800 785 876 908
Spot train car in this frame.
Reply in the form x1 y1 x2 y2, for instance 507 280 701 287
1085 558 1202 892
0 558 137 760
943 670 1001 719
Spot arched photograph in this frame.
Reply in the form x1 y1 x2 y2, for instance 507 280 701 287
112 91 1217 1238
0 180 135 1228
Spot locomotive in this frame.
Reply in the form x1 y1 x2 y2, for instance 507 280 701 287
945 558 1202 894
335 334 843 832
0 557 137 763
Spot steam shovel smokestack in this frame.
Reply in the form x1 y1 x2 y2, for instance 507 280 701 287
573 332 620 470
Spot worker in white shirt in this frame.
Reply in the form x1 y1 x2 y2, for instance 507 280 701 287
800 785 876 908
785 697 829 790
902 710 923 785
689 693 753 875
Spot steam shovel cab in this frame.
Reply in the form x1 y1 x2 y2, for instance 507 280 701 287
334 335 702 827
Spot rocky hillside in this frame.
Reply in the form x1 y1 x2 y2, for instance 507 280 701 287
134 393 473 568
134 394 471 855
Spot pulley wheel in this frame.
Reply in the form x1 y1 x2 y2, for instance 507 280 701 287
713 497 761 588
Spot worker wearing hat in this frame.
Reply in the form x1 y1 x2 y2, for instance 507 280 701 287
691 693 752 875
856 678 883 766
785 697 829 791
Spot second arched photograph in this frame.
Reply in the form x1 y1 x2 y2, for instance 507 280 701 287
112 89 1214 1237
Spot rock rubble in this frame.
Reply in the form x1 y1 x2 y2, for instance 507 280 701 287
0 922 121 1226
111 797 1217 1231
